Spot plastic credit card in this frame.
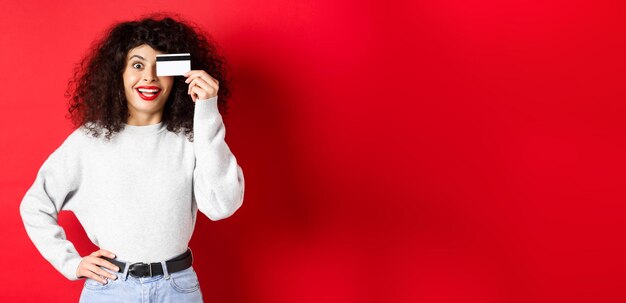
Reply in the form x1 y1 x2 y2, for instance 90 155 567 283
156 53 191 76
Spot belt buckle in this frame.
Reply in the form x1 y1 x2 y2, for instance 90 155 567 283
129 262 152 278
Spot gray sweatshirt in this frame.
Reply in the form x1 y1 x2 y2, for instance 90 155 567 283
19 96 245 281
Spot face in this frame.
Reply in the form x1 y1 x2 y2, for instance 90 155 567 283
122 44 174 123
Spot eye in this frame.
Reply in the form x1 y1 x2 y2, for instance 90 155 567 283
132 63 143 69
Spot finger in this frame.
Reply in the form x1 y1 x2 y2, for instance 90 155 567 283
185 73 205 85
191 86 216 100
91 249 116 259
199 76 219 91
183 70 194 78
184 70 203 83
97 267 118 280
188 79 214 98
188 81 193 96
94 258 121 272
76 266 85 279
86 271 110 285
84 256 119 278
189 77 212 94
87 262 118 281
84 265 111 284
190 85 213 100
185 70 218 87
77 258 87 278
187 82 196 101
200 75 219 90
186 76 205 95
184 70 211 80
186 76 218 96
189 86 197 102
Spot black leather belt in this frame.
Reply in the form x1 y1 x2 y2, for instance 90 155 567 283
100 248 193 278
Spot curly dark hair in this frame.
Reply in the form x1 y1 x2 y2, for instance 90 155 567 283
65 14 232 142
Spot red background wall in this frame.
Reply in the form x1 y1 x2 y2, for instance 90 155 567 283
1 0 625 302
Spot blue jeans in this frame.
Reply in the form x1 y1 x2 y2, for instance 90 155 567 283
79 258 204 303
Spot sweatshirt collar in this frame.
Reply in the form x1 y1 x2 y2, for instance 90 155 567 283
122 121 166 135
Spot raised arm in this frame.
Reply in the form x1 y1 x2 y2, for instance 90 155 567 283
192 96 245 220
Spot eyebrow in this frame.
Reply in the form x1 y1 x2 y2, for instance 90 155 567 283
129 55 145 61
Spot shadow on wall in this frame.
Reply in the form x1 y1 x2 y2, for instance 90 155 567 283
189 48 321 302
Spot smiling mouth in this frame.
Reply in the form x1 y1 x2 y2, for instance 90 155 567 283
135 87 162 101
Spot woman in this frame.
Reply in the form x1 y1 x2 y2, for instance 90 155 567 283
18 15 245 302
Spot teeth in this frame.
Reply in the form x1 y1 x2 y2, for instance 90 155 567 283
138 88 160 93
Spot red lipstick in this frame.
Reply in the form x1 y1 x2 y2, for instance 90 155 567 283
135 86 162 101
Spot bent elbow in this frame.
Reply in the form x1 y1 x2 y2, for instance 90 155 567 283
202 192 244 221
195 165 245 221
202 181 245 221
208 203 242 221
19 195 35 222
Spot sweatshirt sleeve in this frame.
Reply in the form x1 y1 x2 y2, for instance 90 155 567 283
192 96 245 220
19 133 85 281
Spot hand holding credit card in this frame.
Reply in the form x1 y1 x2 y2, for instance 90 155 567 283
156 53 191 76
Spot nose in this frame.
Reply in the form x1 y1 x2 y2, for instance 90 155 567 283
142 66 158 82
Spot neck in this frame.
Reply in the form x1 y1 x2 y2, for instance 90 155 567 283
125 113 163 126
